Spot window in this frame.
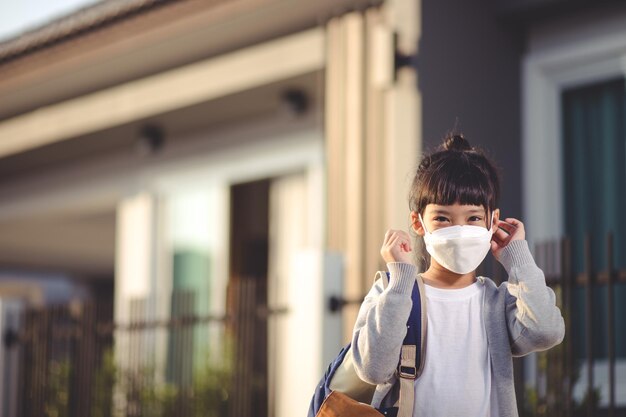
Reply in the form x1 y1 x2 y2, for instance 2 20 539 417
561 78 626 406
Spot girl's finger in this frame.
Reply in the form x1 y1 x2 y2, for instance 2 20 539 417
385 230 402 245
492 230 511 246
491 232 504 245
397 234 411 250
388 234 401 248
504 218 524 228
497 221 517 234
391 230 410 241
395 230 410 240
493 227 510 240
507 218 525 232
391 234 411 252
497 219 516 228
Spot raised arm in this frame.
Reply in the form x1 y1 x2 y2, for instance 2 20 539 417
350 262 416 384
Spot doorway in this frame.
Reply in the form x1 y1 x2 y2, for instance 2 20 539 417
228 179 270 417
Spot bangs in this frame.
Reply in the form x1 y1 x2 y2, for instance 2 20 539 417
414 153 498 213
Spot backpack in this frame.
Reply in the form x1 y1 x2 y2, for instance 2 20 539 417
308 271 427 417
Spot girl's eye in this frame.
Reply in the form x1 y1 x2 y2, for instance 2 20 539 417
469 216 483 222
434 216 449 222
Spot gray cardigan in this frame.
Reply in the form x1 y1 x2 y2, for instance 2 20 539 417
351 240 565 417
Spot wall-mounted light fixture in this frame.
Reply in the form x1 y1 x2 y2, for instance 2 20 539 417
280 89 309 117
136 124 165 157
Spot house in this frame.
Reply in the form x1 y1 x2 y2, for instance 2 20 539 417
0 0 623 415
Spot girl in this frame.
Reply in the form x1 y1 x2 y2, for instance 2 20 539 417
350 133 565 417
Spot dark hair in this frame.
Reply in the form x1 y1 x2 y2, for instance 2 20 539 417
408 132 500 216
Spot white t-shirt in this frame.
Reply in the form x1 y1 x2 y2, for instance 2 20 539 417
413 281 495 417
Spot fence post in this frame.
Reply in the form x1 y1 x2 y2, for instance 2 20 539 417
562 237 572 417
606 232 615 417
583 233 594 417
536 241 545 416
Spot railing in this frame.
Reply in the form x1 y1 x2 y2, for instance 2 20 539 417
4 278 280 417
523 232 626 417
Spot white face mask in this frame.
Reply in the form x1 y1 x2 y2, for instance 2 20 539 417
418 212 494 274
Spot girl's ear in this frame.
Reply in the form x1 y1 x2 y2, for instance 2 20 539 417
410 211 425 236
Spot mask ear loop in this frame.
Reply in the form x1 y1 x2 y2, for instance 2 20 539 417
417 213 430 234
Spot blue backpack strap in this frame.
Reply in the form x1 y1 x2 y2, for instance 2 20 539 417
385 272 422 365
386 271 424 417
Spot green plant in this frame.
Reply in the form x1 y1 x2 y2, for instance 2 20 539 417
92 348 117 417
45 359 71 417
87 335 235 417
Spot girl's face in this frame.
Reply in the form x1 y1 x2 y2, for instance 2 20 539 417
411 203 500 235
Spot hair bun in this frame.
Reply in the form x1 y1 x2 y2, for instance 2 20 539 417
442 133 472 152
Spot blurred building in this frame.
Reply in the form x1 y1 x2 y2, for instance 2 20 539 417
0 0 624 416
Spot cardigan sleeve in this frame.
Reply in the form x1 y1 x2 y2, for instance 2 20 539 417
350 263 416 384
500 240 565 356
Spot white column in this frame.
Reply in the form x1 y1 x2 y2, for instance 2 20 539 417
115 192 157 324
113 191 159 412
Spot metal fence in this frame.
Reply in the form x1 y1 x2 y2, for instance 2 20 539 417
4 236 625 417
520 233 626 417
5 278 276 417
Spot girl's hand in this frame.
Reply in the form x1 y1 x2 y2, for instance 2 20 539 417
491 217 525 260
380 229 414 265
